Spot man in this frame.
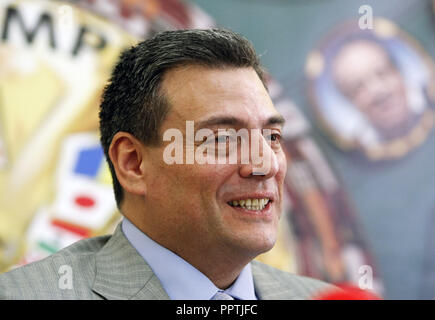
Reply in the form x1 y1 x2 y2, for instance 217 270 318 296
332 38 425 144
0 29 332 299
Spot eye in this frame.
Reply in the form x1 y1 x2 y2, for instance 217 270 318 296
266 133 281 143
270 133 281 141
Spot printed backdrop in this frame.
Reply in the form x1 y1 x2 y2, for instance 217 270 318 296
189 0 435 299
4 0 423 298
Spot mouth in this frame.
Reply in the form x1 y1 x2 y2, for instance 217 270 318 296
227 198 272 212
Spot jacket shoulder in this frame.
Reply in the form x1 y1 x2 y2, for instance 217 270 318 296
0 234 111 300
252 260 335 299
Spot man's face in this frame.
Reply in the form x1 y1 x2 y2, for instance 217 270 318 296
333 40 409 134
142 65 287 259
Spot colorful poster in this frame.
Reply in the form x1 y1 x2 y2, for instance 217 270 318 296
0 0 213 271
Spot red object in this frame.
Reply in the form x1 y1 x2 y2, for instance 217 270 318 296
313 283 382 300
74 195 95 208
51 219 91 238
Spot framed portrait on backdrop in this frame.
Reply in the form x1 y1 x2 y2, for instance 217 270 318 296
306 18 435 162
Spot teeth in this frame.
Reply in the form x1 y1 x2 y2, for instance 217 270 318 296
228 198 270 210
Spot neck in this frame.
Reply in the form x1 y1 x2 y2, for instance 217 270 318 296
173 244 253 289
122 200 258 289
124 213 254 289
155 230 254 289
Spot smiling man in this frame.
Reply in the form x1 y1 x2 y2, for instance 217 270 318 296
0 29 332 299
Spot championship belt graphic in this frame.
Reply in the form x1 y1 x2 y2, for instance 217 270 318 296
0 0 215 272
0 0 136 270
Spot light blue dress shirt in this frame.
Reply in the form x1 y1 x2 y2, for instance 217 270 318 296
121 218 257 300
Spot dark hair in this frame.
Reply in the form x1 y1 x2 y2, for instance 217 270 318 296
99 28 267 207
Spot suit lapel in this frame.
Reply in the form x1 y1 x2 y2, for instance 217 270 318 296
251 260 299 300
92 223 170 300
252 260 279 300
92 225 312 300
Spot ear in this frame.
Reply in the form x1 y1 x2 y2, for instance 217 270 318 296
108 132 147 196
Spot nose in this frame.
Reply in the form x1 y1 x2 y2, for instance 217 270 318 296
238 129 279 179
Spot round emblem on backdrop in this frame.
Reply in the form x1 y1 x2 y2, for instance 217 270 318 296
305 18 435 162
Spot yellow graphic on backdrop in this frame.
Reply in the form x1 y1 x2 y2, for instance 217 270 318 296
0 0 137 271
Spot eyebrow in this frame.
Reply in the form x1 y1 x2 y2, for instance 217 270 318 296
195 114 286 129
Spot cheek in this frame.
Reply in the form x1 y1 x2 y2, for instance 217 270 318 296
276 152 287 181
192 164 234 201
146 159 191 204
152 162 230 205
275 153 287 208
354 93 372 111
390 76 407 100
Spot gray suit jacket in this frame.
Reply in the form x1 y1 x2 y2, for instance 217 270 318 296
0 224 332 299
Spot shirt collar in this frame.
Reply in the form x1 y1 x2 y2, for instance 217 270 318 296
121 217 257 300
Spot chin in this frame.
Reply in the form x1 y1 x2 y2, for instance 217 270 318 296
233 230 277 257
